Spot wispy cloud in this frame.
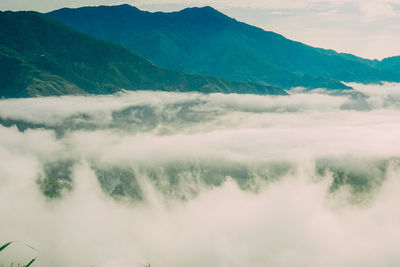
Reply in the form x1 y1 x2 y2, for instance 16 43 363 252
358 1 397 21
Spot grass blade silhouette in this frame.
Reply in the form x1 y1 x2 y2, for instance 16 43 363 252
25 257 36 267
0 242 12 252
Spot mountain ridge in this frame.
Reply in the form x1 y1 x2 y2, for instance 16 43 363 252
0 10 287 98
47 4 400 90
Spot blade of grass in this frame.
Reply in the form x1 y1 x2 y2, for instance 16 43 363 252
24 258 36 267
20 243 39 252
0 242 12 252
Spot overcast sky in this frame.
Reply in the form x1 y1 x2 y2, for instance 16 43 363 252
1 0 400 59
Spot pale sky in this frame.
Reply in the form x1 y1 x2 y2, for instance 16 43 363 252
1 0 400 60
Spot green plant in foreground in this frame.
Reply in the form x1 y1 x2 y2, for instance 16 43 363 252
0 241 37 267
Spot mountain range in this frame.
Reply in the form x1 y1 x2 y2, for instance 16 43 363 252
1 4 400 99
48 4 400 91
0 11 286 98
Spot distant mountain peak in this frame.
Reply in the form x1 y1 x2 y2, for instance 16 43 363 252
181 6 217 12
50 4 141 14
115 4 134 8
100 4 140 11
178 5 228 18
171 5 234 27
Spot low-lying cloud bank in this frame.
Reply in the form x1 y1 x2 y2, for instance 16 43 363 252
1 83 400 266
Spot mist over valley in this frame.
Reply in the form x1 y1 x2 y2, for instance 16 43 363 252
1 83 400 266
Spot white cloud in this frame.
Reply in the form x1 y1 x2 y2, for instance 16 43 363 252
359 1 397 21
2 85 400 265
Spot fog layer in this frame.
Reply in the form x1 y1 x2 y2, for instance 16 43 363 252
1 83 400 266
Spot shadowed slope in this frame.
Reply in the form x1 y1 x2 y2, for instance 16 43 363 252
0 11 287 98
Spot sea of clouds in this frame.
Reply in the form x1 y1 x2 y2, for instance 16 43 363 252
1 83 400 266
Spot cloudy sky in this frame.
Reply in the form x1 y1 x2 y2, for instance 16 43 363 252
1 0 400 59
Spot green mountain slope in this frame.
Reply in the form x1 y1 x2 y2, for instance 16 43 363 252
0 11 287 98
376 56 400 75
47 5 400 90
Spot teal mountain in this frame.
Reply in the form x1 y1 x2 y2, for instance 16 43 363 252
47 4 400 90
0 11 287 98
